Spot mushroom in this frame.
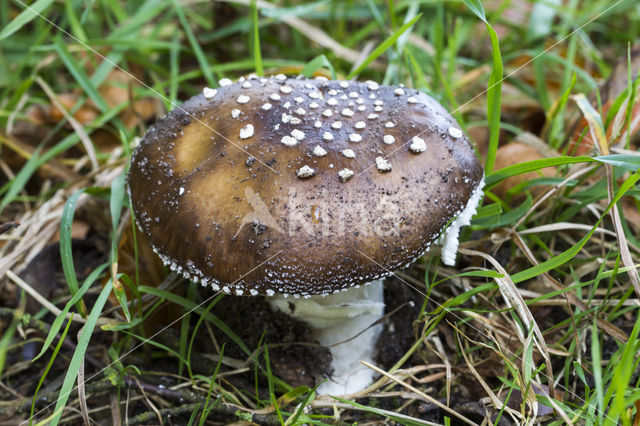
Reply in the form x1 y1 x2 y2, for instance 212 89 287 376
127 75 484 394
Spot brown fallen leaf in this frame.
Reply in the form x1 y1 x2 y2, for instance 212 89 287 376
49 219 90 243
48 92 98 125
25 67 162 154
98 69 160 130
492 141 557 199
26 92 98 127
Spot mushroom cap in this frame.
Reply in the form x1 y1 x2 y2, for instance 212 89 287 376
127 75 483 296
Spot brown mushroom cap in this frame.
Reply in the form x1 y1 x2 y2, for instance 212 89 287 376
127 75 483 296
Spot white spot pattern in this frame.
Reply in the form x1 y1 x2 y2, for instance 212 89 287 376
203 87 217 98
375 156 392 172
409 136 427 153
239 124 254 139
296 165 315 178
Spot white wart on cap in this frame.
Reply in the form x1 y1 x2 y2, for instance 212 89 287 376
128 75 483 296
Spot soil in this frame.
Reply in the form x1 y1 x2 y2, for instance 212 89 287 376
204 273 424 391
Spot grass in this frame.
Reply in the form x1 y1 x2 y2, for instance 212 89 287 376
0 0 639 424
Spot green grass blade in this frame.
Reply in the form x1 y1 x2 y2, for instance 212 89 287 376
187 294 225 380
60 189 90 313
109 172 130 322
605 311 640 423
286 386 318 425
472 194 532 228
461 0 486 19
33 262 108 361
29 315 74 426
263 344 284 424
169 32 180 109
511 170 640 284
79 0 96 24
549 73 577 146
486 153 639 191
89 49 124 90
0 312 18 377
49 279 114 426
171 0 215 87
121 330 189 364
332 396 430 425
53 37 108 112
463 0 503 172
111 0 171 38
251 0 263 76
0 0 55 40
139 286 252 357
302 54 336 80
0 103 125 210
110 173 125 250
198 344 225 426
594 154 640 172
179 281 196 377
591 319 604 424
64 0 87 43
485 156 594 188
346 14 421 79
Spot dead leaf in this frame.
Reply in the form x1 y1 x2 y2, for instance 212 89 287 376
98 69 159 130
48 93 98 125
49 219 90 243
493 142 557 199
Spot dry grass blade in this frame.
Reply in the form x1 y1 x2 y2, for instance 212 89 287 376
573 93 608 154
519 222 617 238
515 131 562 158
514 163 597 229
606 165 640 297
511 233 629 342
452 331 523 424
0 193 65 274
457 248 556 400
6 270 80 325
454 326 576 426
428 335 452 406
76 328 90 426
519 221 639 257
360 361 479 426
131 377 163 425
35 77 98 171
572 93 640 296
0 155 125 280
0 132 79 181
310 400 441 425
109 392 122 426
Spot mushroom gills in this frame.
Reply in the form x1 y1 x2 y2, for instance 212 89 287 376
268 280 385 395
440 177 486 266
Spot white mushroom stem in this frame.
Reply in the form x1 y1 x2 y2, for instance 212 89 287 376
440 177 486 266
268 280 385 395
